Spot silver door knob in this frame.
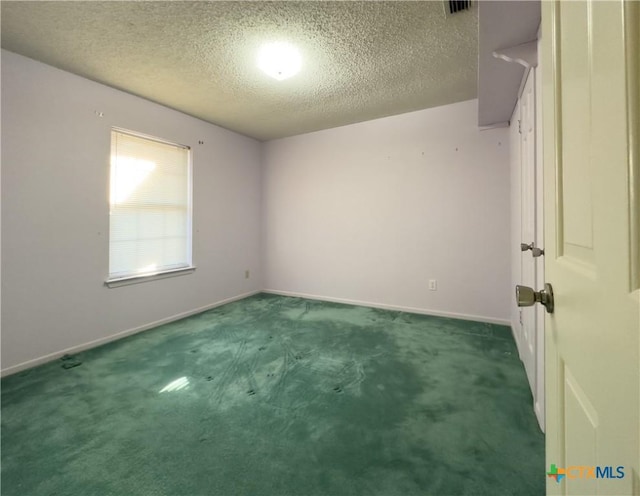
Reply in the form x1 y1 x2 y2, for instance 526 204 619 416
516 283 554 313
520 242 544 257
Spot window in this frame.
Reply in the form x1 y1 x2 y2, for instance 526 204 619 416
107 129 193 285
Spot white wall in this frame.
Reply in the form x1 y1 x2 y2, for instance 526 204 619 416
1 50 263 374
1 53 513 375
262 100 511 323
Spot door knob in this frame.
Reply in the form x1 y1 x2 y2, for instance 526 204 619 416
520 242 533 251
520 242 544 257
516 283 554 313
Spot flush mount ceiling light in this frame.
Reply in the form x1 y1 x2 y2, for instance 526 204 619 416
257 42 302 81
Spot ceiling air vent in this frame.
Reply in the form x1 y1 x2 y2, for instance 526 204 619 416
445 0 472 15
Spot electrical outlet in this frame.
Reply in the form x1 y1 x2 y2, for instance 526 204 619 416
245 270 250 279
428 279 437 291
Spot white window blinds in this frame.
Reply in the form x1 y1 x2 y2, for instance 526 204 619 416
109 129 192 281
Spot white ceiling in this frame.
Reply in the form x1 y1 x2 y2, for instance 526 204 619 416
1 1 478 141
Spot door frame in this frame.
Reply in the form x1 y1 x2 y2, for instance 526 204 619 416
510 47 545 432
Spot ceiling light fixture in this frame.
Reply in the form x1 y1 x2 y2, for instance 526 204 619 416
258 42 302 81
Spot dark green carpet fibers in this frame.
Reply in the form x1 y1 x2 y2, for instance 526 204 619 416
1 294 544 495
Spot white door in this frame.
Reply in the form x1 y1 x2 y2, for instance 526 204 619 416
519 68 538 398
542 1 639 495
518 67 546 431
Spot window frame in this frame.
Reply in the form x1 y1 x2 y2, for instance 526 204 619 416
105 127 195 288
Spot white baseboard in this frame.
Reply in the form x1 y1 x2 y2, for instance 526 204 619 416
262 289 511 326
511 321 524 360
0 290 260 378
2 289 510 377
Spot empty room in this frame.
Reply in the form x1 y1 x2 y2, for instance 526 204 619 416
1 1 638 495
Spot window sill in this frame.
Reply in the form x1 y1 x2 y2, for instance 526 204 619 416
105 266 196 288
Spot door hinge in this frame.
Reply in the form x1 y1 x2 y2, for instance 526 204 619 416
518 119 522 134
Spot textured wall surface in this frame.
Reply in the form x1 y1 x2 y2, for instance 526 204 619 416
1 51 263 373
262 99 511 323
1 1 478 141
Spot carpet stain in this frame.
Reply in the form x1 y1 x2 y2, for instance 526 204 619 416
1 293 544 495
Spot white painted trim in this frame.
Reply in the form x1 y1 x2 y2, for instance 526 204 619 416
263 289 511 326
0 290 260 378
492 40 538 69
479 121 510 131
513 319 544 433
511 322 524 361
105 266 196 288
534 400 545 433
517 66 533 100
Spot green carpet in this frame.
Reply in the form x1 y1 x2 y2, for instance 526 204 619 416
1 294 544 495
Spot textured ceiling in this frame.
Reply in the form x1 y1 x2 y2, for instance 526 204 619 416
1 1 478 141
